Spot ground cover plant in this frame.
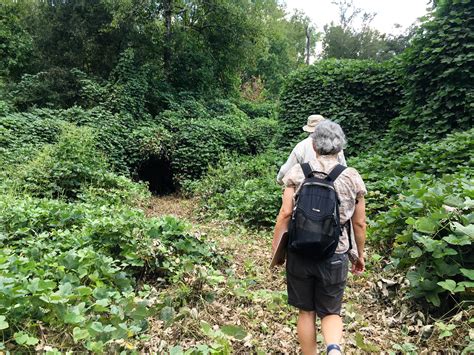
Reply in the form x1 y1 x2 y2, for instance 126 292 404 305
1 0 473 352
0 124 226 352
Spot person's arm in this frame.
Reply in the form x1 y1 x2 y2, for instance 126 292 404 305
276 150 298 185
272 187 295 253
338 150 347 167
350 196 366 274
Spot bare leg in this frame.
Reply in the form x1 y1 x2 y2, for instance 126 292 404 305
297 310 317 355
321 314 343 353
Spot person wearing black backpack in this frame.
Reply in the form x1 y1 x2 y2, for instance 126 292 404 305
272 120 367 355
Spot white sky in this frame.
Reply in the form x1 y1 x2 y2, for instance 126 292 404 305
283 0 430 35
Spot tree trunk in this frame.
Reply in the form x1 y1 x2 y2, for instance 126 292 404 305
163 0 173 78
305 26 311 65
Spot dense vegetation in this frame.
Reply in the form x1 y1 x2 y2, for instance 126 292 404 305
279 58 403 154
1 0 473 352
193 0 474 347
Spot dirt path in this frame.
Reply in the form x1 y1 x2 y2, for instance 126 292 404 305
143 196 451 354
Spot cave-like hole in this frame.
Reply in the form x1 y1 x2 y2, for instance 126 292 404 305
136 156 175 195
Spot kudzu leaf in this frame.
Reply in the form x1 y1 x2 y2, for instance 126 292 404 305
415 217 438 234
443 234 471 246
460 269 474 281
64 312 85 324
458 281 474 288
355 332 380 352
220 324 247 340
200 320 213 336
0 316 8 330
72 327 90 342
89 321 104 333
159 306 175 323
437 279 456 292
14 332 38 346
426 292 441 307
452 222 474 238
408 246 422 258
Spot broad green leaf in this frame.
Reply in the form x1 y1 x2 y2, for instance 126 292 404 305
460 268 474 280
169 346 185 355
75 286 93 296
72 327 90 342
200 321 213 337
64 312 85 324
458 281 474 288
355 332 380 352
452 222 474 238
426 292 440 307
414 217 438 234
89 322 104 333
437 279 456 292
14 332 39 346
0 316 8 330
160 306 175 323
408 246 422 258
220 324 247 340
443 234 471 246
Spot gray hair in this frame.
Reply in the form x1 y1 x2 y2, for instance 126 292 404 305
311 120 346 155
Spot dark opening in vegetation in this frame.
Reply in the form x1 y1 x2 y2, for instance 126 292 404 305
136 156 175 195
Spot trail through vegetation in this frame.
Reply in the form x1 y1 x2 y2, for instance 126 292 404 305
144 196 470 354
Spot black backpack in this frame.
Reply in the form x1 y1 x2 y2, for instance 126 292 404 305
288 163 350 260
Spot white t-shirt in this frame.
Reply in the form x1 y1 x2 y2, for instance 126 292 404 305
276 136 347 185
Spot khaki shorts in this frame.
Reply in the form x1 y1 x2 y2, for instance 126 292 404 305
286 251 349 317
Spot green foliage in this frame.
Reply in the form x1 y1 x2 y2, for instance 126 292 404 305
0 114 225 351
158 99 280 186
233 99 277 120
190 151 283 227
0 2 33 78
374 174 473 309
386 0 474 147
350 128 474 218
8 68 82 110
348 129 474 309
16 125 119 200
279 59 403 154
0 191 223 351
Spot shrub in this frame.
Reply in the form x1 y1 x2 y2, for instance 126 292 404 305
244 117 280 154
386 0 474 147
0 192 224 352
350 129 474 218
279 59 403 155
371 174 473 310
234 99 277 119
17 125 120 200
191 151 284 227
0 111 63 149
158 100 279 186
8 67 81 110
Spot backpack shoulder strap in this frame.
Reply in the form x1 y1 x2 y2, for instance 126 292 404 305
326 164 346 182
301 163 312 179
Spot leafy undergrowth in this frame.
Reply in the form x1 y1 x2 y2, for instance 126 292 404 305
145 196 473 354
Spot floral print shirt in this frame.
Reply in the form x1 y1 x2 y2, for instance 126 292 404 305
282 155 367 255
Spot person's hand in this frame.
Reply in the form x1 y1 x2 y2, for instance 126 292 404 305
351 256 365 275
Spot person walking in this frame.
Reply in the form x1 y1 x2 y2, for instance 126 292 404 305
272 120 366 355
276 115 346 185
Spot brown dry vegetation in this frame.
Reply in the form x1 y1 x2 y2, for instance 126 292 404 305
143 195 471 354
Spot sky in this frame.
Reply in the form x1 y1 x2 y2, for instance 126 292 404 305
284 0 430 35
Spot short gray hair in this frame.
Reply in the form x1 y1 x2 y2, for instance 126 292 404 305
311 120 346 155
